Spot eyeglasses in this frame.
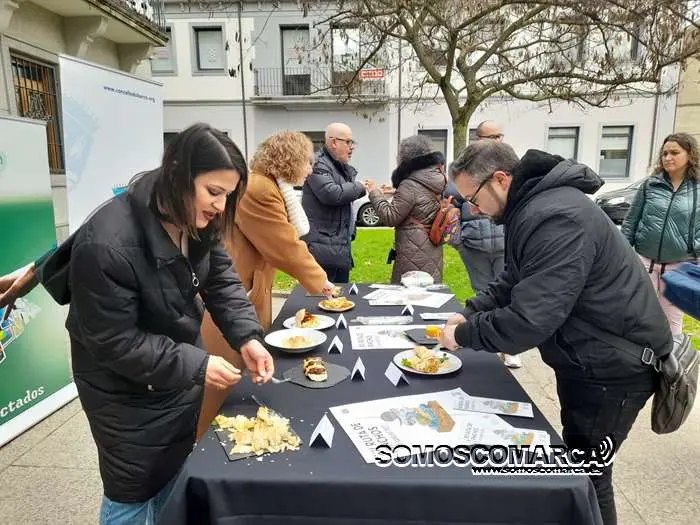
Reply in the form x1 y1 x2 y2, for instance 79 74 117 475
468 173 495 206
478 133 504 140
330 137 357 147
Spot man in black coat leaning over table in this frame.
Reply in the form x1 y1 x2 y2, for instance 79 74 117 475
439 140 672 525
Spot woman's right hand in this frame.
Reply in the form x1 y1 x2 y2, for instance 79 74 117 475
205 355 242 390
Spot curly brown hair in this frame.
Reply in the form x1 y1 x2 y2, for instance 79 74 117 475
655 133 700 181
250 131 313 184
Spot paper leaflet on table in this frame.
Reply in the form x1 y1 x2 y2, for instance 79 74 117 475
419 312 457 321
369 284 405 290
349 325 434 350
363 289 454 308
453 394 534 418
352 315 414 326
329 388 550 463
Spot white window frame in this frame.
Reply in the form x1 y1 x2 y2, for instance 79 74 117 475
151 26 177 76
546 125 581 160
190 24 226 75
416 127 450 162
598 124 635 180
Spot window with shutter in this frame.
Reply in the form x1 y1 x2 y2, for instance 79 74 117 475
194 27 224 71
599 126 634 178
547 127 580 160
152 27 175 74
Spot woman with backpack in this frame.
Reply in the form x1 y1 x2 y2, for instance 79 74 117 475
363 135 447 284
621 132 700 334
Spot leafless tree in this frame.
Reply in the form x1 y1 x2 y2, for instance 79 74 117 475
300 0 700 156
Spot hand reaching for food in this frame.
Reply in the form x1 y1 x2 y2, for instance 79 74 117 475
240 339 275 384
321 281 336 298
363 179 377 192
380 183 395 194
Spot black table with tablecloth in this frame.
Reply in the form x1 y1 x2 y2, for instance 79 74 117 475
158 285 603 525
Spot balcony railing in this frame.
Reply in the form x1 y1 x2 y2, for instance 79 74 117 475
253 66 387 98
100 0 166 32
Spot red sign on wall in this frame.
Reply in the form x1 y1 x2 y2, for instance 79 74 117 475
359 69 385 80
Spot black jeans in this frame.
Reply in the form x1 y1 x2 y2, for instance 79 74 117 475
556 375 656 525
323 265 350 284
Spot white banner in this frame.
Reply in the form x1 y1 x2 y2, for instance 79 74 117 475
58 55 164 231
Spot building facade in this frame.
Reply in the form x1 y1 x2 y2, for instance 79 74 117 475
0 0 168 240
156 1 677 204
674 56 700 144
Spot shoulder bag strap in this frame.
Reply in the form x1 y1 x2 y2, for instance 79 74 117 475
567 317 659 368
688 180 697 259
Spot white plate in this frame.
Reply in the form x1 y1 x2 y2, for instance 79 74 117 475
318 299 355 312
282 314 336 330
264 328 327 354
392 349 462 376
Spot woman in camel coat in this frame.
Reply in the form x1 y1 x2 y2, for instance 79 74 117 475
197 131 334 438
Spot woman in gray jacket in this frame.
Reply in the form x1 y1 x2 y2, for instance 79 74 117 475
621 132 699 334
364 135 445 284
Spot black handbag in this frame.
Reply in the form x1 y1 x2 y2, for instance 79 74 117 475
568 317 698 435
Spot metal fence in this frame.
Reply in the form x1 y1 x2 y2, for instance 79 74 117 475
104 0 166 31
253 66 386 98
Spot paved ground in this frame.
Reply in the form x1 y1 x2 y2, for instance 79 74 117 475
0 296 697 524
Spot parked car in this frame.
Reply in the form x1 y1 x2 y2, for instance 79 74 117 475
293 188 388 227
594 178 645 224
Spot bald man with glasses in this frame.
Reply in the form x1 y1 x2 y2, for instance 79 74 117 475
301 123 366 283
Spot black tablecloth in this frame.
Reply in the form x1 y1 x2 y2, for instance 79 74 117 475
158 285 603 525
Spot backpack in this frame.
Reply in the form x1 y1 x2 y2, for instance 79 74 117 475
430 195 461 246
408 172 461 246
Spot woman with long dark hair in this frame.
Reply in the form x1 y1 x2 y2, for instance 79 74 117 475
622 132 700 334
0 123 273 524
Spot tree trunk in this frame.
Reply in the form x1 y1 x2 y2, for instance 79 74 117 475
452 118 468 159
452 105 476 160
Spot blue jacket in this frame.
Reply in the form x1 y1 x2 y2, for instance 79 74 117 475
445 181 505 253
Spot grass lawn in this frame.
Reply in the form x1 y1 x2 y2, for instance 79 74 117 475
274 228 700 346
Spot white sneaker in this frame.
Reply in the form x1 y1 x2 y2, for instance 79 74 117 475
499 353 522 368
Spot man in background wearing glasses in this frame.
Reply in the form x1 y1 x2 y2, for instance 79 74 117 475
447 121 522 368
301 122 366 283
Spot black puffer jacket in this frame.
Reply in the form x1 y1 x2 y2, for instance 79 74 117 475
301 147 366 270
455 150 672 383
38 171 262 502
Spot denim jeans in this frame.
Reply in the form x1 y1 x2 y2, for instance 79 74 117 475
556 375 656 525
99 472 179 525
